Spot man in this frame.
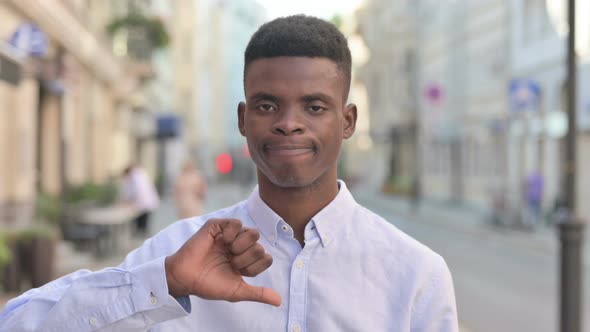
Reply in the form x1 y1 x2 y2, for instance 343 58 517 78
122 164 160 236
0 15 458 331
524 170 543 228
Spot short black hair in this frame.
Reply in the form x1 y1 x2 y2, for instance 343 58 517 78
244 15 352 99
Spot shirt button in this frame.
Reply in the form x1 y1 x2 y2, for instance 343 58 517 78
324 236 331 245
292 324 302 332
89 317 98 326
281 225 288 232
150 295 158 305
295 260 304 269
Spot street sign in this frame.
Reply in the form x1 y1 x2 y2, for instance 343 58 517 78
509 79 541 112
8 23 48 57
156 114 181 139
424 82 444 105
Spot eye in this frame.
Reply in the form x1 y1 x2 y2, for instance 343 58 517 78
256 104 277 112
307 105 327 113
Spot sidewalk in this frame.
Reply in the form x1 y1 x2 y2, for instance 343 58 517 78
0 202 169 310
0 183 249 310
352 187 589 268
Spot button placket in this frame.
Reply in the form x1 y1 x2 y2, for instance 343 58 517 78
287 244 314 332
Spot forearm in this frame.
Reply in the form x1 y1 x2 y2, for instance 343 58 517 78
0 257 190 332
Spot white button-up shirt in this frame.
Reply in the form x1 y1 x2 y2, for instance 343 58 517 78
0 181 458 331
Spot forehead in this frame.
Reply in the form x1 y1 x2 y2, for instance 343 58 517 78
244 57 344 98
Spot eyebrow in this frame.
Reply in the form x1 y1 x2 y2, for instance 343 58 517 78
301 93 333 104
249 92 280 103
248 92 335 104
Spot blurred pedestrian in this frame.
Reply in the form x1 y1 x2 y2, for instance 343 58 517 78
524 170 544 228
121 164 160 236
173 160 207 218
1 15 458 332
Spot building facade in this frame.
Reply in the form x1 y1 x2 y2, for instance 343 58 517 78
358 0 511 209
357 0 421 194
0 0 141 227
358 0 590 222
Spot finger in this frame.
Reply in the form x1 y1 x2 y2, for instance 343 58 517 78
234 282 282 307
209 218 242 243
222 218 243 243
231 244 267 270
230 228 260 255
239 253 273 277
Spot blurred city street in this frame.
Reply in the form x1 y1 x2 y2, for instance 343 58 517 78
1 0 590 330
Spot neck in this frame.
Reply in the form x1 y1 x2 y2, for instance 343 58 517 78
258 173 339 246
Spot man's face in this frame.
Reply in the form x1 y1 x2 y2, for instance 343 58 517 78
238 57 356 189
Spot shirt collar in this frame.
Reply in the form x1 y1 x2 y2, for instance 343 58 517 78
311 180 356 247
246 180 357 247
246 187 282 246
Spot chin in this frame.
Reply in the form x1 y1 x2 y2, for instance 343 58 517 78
269 174 310 188
260 169 318 188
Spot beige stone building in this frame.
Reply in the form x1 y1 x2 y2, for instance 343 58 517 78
0 0 140 227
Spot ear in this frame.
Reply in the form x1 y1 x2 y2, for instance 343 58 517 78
238 102 246 137
343 103 357 139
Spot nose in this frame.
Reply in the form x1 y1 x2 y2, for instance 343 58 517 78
272 108 304 136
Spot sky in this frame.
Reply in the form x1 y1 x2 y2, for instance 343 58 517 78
254 0 366 19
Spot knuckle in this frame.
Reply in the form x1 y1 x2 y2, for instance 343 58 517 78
247 229 260 241
262 255 273 268
203 218 218 227
227 218 242 225
253 245 266 258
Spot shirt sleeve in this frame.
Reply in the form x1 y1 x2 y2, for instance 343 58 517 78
410 255 459 332
0 221 201 332
0 257 190 332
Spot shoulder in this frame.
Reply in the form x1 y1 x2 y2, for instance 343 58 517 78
351 204 447 275
352 206 456 316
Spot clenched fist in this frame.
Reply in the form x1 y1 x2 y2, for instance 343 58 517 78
165 218 281 306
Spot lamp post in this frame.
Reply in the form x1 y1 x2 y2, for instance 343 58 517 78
551 0 587 331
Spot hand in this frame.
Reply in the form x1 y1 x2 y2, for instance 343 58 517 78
165 218 281 307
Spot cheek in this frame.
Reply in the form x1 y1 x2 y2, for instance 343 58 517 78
245 117 267 135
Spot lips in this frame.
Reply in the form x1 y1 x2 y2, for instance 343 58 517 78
263 144 315 157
